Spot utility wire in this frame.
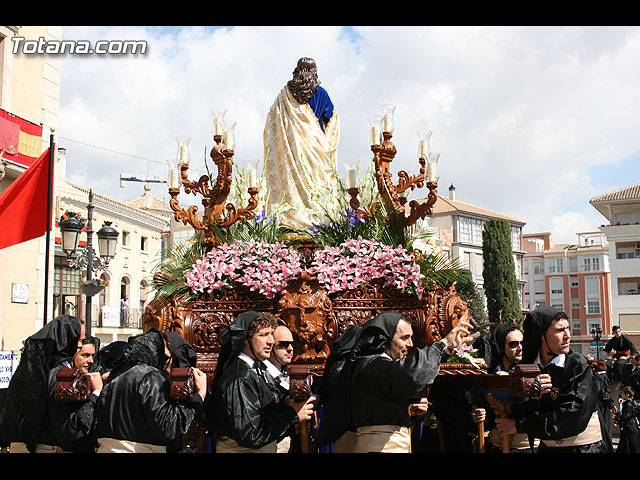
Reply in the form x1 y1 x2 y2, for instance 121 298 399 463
58 135 207 173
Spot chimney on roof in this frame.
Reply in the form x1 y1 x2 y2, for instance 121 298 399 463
449 183 456 201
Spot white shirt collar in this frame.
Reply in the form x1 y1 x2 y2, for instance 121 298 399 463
262 359 283 378
238 351 255 367
262 359 289 390
535 351 566 369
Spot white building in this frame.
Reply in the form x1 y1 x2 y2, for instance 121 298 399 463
591 183 640 338
54 150 170 345
0 26 62 350
427 184 527 308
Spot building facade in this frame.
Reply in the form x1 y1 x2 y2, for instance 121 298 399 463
54 156 170 345
427 184 527 310
522 231 612 357
591 183 640 350
0 26 61 350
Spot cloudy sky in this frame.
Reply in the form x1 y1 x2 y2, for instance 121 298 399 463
58 26 640 245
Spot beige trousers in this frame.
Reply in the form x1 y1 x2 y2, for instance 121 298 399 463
97 437 166 453
354 425 412 453
215 436 277 453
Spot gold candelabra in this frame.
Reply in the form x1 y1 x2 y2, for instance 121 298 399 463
348 129 439 228
168 133 259 247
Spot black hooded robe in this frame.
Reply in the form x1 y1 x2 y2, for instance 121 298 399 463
616 398 640 453
0 315 83 452
207 311 298 452
317 312 448 452
93 329 204 452
511 306 605 453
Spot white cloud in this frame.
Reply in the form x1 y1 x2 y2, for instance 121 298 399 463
58 26 640 244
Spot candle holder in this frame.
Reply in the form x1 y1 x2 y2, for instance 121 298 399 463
349 129 438 228
168 131 259 248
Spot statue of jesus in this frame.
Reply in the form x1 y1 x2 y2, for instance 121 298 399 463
263 57 340 230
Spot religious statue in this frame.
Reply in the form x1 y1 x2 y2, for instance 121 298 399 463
263 57 341 230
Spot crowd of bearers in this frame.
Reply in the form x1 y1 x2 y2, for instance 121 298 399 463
3 306 640 454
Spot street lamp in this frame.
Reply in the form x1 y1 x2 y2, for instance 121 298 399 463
58 190 118 336
591 325 603 359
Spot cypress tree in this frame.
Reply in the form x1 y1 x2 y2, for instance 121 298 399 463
482 218 522 324
455 269 488 328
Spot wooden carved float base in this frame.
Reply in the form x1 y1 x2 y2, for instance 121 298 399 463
144 274 477 379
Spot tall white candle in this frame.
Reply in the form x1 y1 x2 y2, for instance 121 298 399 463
371 126 381 145
249 168 257 188
383 114 392 132
179 146 188 165
427 164 436 183
170 169 179 189
224 131 234 149
215 118 224 136
347 169 357 188
420 140 429 158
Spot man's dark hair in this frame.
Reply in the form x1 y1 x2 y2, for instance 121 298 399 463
612 325 621 332
247 312 279 338
553 311 569 322
79 336 97 348
622 385 635 398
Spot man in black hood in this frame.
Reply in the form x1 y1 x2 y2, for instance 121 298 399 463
207 311 315 453
495 306 606 453
94 329 207 452
317 310 472 453
0 315 97 453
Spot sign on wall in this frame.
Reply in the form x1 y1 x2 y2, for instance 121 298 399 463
0 350 21 388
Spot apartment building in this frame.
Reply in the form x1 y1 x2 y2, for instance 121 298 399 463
522 231 612 356
591 183 640 349
427 184 527 308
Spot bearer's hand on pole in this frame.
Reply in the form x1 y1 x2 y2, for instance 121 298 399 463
286 395 317 423
471 408 486 424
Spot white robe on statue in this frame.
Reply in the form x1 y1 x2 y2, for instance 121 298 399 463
263 86 340 230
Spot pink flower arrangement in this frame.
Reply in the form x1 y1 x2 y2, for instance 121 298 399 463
446 341 479 364
184 240 304 299
312 236 425 297
185 236 425 300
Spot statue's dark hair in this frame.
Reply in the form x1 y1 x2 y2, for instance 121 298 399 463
287 57 320 104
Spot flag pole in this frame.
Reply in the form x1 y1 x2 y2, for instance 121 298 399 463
43 130 54 327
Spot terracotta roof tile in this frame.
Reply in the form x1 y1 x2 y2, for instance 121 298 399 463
425 196 526 224
590 183 640 203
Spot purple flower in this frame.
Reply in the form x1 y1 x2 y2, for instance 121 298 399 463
345 209 364 229
254 209 267 224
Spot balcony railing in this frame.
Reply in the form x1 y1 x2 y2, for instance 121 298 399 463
91 306 143 330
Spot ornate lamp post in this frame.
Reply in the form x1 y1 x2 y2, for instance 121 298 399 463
591 325 603 360
58 189 119 336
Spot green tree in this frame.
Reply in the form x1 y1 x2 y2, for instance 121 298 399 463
455 269 488 329
482 218 522 324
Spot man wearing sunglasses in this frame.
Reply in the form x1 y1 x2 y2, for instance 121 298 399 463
471 324 542 452
263 324 297 452
266 324 295 389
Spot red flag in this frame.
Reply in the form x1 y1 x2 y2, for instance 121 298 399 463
0 147 54 250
